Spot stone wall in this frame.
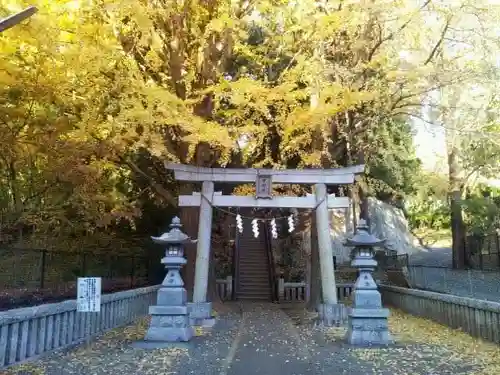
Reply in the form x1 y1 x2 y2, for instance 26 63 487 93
301 198 420 265
368 198 420 255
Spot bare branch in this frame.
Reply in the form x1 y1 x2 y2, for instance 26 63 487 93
424 16 452 65
367 0 432 61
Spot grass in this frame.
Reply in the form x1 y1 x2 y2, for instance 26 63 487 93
413 228 452 248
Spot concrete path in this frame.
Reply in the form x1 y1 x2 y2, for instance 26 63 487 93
3 303 492 375
220 303 362 375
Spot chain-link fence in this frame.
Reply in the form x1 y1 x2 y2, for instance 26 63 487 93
464 233 500 270
0 247 162 310
404 265 500 302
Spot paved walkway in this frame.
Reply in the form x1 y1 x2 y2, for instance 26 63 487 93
3 303 494 375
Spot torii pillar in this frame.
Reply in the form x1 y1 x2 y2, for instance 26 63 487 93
187 182 217 328
315 184 338 302
308 186 343 326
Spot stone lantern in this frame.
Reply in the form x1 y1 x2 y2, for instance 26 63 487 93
344 219 392 346
138 216 196 347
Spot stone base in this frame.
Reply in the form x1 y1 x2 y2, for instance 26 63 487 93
131 340 193 350
190 317 216 328
187 302 215 327
144 326 194 342
345 307 392 346
144 301 193 343
157 287 187 305
317 303 349 327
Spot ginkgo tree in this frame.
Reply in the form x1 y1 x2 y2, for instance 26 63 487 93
1 0 500 276
0 0 179 247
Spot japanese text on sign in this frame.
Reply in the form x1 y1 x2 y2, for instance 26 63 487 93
256 175 272 199
77 277 101 312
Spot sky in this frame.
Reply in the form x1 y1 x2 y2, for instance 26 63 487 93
412 118 447 173
412 119 500 187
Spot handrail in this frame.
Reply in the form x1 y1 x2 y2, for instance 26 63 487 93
232 211 240 301
263 221 279 302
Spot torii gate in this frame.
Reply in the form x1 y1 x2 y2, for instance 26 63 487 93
166 163 364 323
0 6 37 33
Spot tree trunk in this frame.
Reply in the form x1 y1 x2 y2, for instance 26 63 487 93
448 146 467 268
356 151 369 228
358 185 369 227
307 215 322 310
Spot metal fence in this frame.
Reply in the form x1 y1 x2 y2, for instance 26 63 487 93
464 232 500 270
404 264 500 302
0 247 161 310
378 253 409 269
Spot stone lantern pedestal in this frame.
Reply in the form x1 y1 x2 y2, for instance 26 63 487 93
344 219 392 346
133 217 194 348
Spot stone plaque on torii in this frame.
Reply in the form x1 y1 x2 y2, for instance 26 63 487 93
165 163 365 325
256 173 272 199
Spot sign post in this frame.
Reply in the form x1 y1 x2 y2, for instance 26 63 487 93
77 277 102 346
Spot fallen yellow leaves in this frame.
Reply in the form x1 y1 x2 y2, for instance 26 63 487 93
195 326 205 336
388 309 500 375
324 308 500 375
0 363 46 375
0 316 189 375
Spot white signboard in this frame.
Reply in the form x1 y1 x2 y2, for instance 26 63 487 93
77 277 101 312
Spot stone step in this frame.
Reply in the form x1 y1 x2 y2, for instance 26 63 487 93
238 285 270 289
236 294 272 300
239 262 267 267
239 288 271 294
238 276 269 280
237 289 271 294
238 279 271 284
238 263 268 268
239 258 267 261
239 254 267 258
239 281 269 286
238 278 269 283
239 258 267 262
239 267 269 276
238 275 269 280
238 271 269 275
239 262 268 266
237 291 272 296
238 271 269 276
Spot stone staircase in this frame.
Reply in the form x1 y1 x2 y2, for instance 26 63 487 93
235 218 273 301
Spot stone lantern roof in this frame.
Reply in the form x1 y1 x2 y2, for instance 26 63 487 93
344 219 385 248
151 216 197 245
